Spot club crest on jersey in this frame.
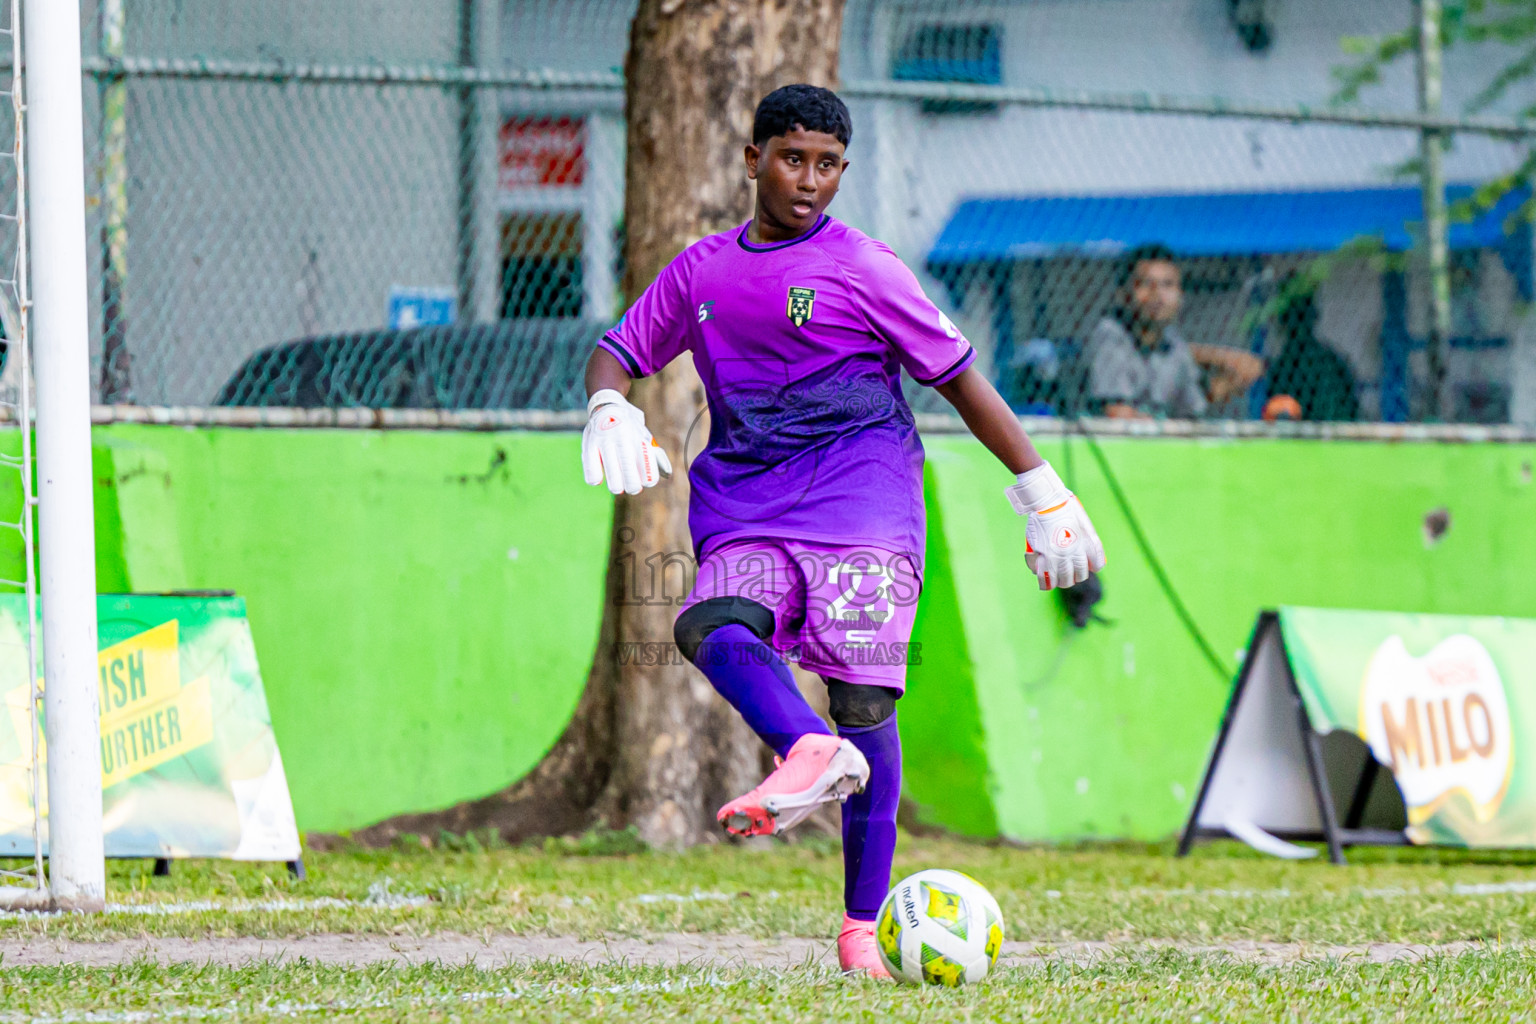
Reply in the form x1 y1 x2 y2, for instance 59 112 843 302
786 286 816 328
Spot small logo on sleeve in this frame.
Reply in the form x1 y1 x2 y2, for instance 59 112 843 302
938 309 960 339
787 286 816 328
697 300 715 323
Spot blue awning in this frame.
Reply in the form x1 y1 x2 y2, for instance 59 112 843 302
927 185 1531 266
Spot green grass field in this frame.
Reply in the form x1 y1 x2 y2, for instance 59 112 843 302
6 834 1536 1021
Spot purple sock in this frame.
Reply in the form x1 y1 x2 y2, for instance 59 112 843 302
692 624 830 758
840 713 901 921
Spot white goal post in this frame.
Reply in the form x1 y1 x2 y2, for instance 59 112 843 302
20 0 105 912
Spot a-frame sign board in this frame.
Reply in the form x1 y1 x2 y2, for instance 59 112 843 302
1178 611 1408 864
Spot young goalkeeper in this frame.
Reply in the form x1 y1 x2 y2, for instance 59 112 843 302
581 84 1105 977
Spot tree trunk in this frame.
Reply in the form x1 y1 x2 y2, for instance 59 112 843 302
349 0 845 852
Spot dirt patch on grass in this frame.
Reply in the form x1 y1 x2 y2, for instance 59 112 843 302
0 933 830 969
0 934 1510 969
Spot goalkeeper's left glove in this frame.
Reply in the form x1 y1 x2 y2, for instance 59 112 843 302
1005 461 1107 592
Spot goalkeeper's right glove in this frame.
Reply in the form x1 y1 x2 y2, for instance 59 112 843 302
1004 461 1107 591
581 388 673 495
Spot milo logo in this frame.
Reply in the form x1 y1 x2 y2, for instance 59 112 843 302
1360 634 1513 824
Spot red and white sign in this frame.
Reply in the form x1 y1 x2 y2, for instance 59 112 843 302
499 116 585 191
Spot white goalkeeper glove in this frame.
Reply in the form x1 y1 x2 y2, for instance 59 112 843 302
581 389 673 495
1005 461 1106 592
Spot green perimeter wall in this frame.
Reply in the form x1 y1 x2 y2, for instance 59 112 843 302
86 426 612 833
6 425 1534 841
911 435 1536 841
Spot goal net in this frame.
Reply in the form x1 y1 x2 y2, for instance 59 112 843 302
0 0 46 910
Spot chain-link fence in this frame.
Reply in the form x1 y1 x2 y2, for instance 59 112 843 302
63 0 1536 426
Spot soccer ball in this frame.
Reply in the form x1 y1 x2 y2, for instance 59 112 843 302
875 869 1004 986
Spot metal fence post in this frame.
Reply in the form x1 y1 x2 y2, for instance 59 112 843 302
455 0 479 323
1417 0 1452 420
97 0 130 402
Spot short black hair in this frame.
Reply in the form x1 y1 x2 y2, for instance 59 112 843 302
1116 242 1179 288
752 84 852 148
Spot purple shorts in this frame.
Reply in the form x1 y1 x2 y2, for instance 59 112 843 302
679 539 922 691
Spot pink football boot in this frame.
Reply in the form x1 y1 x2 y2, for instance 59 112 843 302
716 734 869 837
837 914 892 979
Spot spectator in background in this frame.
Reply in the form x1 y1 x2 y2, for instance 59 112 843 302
1085 243 1264 419
1263 284 1358 422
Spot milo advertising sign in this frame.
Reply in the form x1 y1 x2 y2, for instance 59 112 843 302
1281 607 1536 848
1184 607 1536 860
1359 634 1513 829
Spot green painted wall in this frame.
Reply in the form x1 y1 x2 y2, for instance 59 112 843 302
91 427 611 832
899 466 998 837
9 425 1534 842
918 435 1536 841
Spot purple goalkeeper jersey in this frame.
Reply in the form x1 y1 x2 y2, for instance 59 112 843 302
598 214 976 565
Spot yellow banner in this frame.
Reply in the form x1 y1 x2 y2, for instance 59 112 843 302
8 621 216 791
0 595 298 862
99 675 214 789
98 620 180 730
